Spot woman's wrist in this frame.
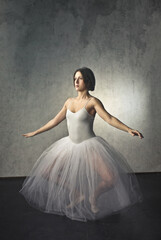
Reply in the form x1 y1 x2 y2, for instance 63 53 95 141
34 130 38 135
127 127 132 133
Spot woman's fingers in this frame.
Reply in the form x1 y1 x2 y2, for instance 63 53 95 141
22 132 35 138
129 129 144 139
22 133 29 137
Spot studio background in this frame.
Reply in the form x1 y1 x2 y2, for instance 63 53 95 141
0 0 161 177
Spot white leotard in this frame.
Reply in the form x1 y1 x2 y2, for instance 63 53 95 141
66 99 96 143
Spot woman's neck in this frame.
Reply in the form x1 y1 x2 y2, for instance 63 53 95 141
77 90 90 100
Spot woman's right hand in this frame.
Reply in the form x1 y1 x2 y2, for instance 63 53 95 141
22 131 37 138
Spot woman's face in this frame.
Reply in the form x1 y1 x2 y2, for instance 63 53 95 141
74 71 87 91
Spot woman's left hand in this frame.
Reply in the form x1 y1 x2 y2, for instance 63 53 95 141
128 129 144 139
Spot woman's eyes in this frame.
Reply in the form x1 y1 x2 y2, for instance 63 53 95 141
74 77 83 80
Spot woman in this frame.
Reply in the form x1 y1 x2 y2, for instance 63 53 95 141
20 67 144 222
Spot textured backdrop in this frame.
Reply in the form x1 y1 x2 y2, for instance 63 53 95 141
0 0 161 176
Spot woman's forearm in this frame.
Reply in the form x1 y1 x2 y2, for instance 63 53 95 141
109 116 131 132
34 119 56 135
34 106 66 136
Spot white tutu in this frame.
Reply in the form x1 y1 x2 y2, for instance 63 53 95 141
19 135 143 222
20 101 143 222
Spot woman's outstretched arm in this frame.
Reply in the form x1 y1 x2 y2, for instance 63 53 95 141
22 98 70 138
93 98 144 139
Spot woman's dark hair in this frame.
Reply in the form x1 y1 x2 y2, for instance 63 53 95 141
73 67 96 91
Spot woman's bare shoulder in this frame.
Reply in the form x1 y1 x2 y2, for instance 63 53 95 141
64 97 74 107
90 96 103 106
65 97 72 102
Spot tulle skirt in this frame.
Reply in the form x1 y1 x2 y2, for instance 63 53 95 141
19 136 143 222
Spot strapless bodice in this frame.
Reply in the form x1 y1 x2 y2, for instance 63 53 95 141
66 107 96 143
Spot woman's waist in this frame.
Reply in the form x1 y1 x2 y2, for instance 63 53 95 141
68 130 95 144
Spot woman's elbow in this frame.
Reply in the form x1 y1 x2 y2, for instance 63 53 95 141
105 115 113 125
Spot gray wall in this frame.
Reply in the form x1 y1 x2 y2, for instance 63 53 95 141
0 0 161 177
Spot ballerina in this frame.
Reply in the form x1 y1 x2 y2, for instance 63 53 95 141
20 67 144 222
